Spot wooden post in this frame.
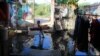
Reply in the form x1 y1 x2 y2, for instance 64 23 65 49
0 27 9 56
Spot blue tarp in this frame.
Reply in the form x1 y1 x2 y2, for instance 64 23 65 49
75 50 87 56
67 38 75 53
22 33 53 55
33 34 53 50
22 47 31 56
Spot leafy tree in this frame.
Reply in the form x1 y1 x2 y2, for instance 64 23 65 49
56 0 79 5
67 0 78 5
34 3 51 17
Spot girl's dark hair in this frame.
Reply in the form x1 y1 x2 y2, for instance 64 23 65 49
74 5 79 15
74 7 78 15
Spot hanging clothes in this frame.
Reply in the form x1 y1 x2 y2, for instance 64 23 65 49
11 4 17 27
0 2 8 26
17 6 23 20
73 15 90 52
22 4 29 20
90 19 100 52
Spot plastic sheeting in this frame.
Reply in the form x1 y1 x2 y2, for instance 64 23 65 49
22 33 53 55
33 34 53 50
75 50 87 56
67 38 75 53
21 47 31 56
